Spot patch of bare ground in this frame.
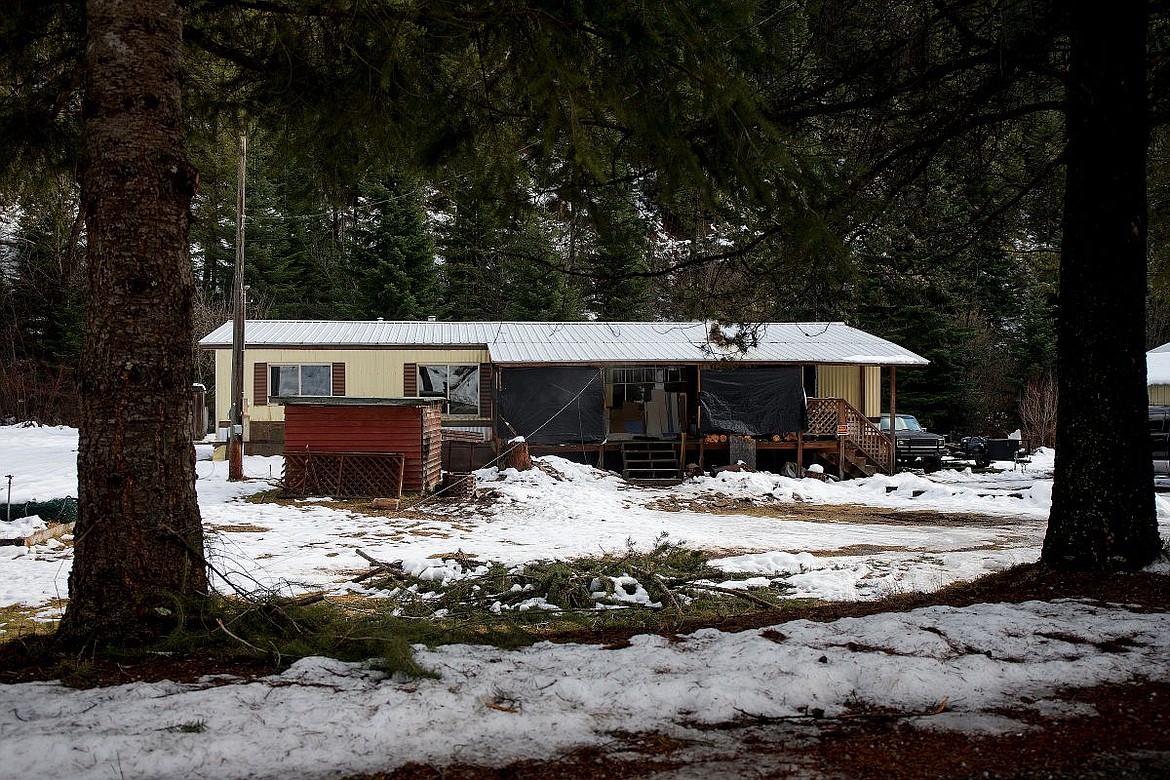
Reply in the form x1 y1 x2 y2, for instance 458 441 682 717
248 492 487 524
646 496 1035 528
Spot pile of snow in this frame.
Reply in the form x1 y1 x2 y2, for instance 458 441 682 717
0 514 46 541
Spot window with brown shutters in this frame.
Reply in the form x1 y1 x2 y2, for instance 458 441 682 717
479 363 493 418
253 362 268 407
404 363 417 396
268 364 332 399
332 362 346 396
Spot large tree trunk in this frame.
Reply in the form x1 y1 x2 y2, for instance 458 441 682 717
1043 2 1162 569
57 0 206 646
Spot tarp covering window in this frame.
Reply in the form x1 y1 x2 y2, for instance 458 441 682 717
418 364 479 415
495 367 605 444
699 367 807 435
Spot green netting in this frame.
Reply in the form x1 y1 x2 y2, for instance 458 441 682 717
1 498 78 523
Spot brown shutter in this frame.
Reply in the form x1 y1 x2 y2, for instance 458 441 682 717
253 362 268 406
331 362 346 396
479 363 493 418
404 363 417 396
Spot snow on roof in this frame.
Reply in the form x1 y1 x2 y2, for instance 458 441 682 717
199 320 929 366
1149 342 1170 385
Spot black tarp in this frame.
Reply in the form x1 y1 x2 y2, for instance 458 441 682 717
495 367 606 445
699 366 807 435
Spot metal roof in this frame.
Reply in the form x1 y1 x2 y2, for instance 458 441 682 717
200 320 928 366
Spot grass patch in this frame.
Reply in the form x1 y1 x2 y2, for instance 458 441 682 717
143 596 439 680
243 490 431 513
243 488 286 504
0 602 62 639
6 560 1162 688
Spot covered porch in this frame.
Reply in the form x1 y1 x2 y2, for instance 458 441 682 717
508 361 911 481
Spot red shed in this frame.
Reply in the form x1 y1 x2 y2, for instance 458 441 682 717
282 397 444 496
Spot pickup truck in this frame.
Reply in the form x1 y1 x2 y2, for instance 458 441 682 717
870 413 946 472
1151 405 1170 476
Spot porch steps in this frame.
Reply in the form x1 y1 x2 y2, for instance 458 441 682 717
621 440 681 485
823 447 881 479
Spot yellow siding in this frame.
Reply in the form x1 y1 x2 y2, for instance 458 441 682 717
1151 384 1170 405
862 366 881 417
208 346 490 425
816 365 860 409
814 365 882 417
213 349 232 425
209 345 895 430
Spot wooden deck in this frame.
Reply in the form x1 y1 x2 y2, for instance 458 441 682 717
526 397 894 479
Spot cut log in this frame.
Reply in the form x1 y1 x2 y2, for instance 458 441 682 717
502 438 532 471
16 522 76 547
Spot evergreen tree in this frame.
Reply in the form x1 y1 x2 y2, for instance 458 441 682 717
0 183 84 424
1043 1 1160 569
586 186 652 320
3 185 84 366
57 0 207 646
241 160 362 320
187 125 241 301
349 172 437 320
437 185 581 321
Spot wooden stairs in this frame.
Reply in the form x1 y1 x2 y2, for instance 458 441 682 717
822 446 883 478
807 398 895 478
621 440 682 485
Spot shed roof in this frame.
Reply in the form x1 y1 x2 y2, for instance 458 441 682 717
200 320 928 366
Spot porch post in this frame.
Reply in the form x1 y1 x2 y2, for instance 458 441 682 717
888 366 897 474
837 398 846 480
696 366 704 470
859 365 867 415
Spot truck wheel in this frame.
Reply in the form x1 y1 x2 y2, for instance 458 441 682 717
923 457 943 473
974 451 991 468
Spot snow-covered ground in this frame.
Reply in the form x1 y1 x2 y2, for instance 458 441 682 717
1 424 1167 780
0 425 1079 613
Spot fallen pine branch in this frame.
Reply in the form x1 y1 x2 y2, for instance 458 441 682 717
685 582 780 609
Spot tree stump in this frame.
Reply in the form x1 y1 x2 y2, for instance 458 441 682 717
502 437 532 471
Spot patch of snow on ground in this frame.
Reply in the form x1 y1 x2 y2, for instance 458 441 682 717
0 600 1167 780
1 427 1167 778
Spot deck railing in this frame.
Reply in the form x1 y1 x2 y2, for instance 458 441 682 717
807 398 893 474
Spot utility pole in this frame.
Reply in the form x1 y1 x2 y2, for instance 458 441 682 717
228 134 246 481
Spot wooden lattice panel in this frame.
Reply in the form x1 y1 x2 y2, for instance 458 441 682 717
806 398 840 436
284 451 406 498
